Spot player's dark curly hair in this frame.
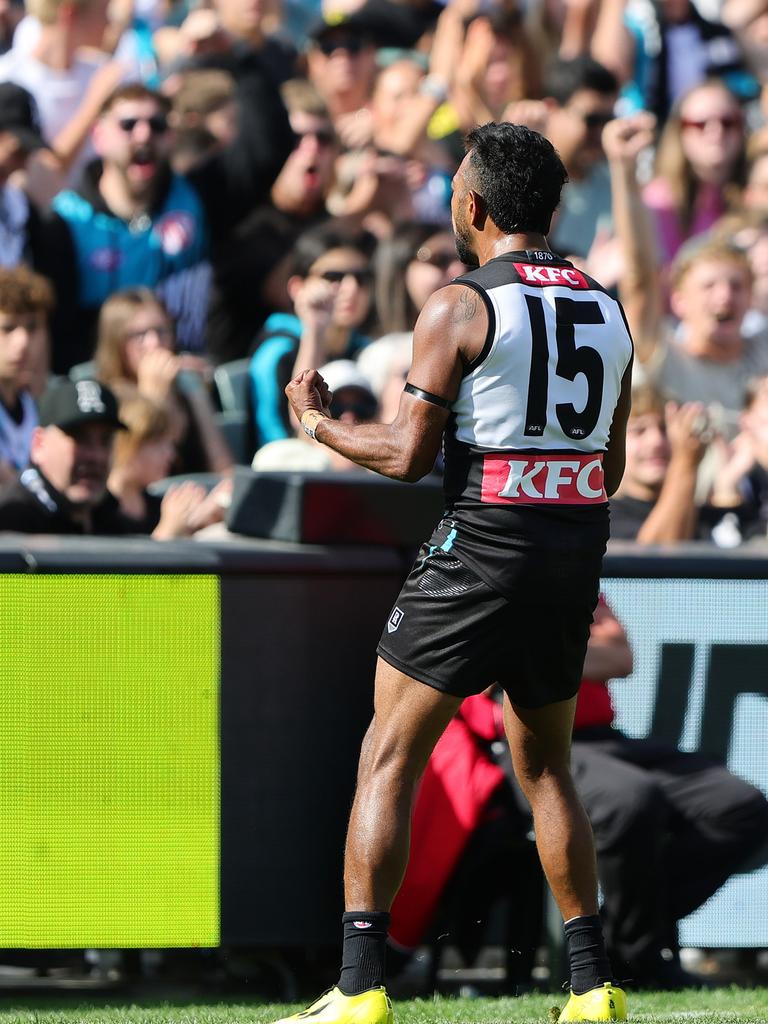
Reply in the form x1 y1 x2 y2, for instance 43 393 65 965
464 122 568 235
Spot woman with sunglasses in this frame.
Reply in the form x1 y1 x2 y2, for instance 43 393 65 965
644 78 748 265
248 223 377 450
374 221 468 336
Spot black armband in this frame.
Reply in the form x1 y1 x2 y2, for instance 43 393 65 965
403 382 451 409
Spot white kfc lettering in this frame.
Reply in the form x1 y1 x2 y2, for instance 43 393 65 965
577 458 604 498
543 460 581 498
499 460 545 499
516 263 586 288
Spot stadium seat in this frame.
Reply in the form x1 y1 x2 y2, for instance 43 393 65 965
213 359 250 413
68 360 97 382
214 409 251 464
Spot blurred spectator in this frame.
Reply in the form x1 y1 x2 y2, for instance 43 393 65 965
592 0 755 124
453 5 541 132
0 266 53 483
206 78 337 364
608 383 711 542
644 79 747 264
305 10 378 146
169 68 238 174
0 0 111 177
156 0 297 87
743 135 768 213
252 357 379 471
506 56 619 258
373 221 465 335
108 391 228 535
0 0 23 53
709 373 768 539
0 377 136 533
0 82 78 360
52 77 292 361
607 114 768 423
94 287 233 473
357 330 411 423
248 223 375 448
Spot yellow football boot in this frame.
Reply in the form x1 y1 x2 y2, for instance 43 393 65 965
271 986 393 1024
557 981 628 1021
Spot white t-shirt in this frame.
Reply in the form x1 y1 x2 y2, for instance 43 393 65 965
0 47 106 178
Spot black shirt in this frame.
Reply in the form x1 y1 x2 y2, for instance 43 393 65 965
609 493 761 544
0 468 149 535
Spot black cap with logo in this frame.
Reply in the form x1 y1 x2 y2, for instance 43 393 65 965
0 82 47 152
38 379 127 432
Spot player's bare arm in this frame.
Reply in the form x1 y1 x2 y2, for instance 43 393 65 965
284 284 488 481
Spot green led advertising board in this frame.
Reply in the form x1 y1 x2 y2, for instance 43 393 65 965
0 575 220 948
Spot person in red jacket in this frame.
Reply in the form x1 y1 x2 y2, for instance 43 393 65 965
391 599 768 991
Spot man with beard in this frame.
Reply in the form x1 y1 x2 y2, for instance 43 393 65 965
51 78 292 365
0 377 131 533
276 123 634 1024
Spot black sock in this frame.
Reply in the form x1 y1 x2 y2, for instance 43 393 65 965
338 911 390 995
564 914 613 995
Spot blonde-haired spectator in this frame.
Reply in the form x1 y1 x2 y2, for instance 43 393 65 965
94 287 233 474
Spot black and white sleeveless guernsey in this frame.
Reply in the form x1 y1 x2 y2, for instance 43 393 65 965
439 249 634 596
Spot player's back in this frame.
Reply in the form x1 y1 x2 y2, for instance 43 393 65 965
440 249 633 596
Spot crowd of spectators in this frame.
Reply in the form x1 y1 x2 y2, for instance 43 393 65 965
0 0 768 543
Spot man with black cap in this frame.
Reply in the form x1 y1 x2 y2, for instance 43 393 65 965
0 377 132 534
0 82 77 362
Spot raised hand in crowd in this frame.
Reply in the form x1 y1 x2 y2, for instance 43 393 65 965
152 480 209 539
501 98 549 135
136 347 182 406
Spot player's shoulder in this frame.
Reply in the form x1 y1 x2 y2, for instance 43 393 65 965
453 251 616 298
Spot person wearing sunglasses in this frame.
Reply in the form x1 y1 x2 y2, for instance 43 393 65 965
248 222 376 451
644 79 748 265
306 13 378 149
51 76 292 362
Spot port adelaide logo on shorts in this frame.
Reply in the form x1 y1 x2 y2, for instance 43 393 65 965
387 607 404 633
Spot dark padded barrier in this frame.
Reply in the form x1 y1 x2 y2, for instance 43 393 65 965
226 468 444 545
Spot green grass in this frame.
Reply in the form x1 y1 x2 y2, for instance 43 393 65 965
0 990 766 1024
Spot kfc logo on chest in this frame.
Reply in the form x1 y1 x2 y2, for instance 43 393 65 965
481 452 606 504
514 263 588 289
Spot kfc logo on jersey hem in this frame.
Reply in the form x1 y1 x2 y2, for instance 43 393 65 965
480 452 606 504
513 262 589 289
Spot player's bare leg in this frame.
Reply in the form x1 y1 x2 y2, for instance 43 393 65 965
344 657 462 912
271 659 460 1024
503 694 599 919
504 694 626 1021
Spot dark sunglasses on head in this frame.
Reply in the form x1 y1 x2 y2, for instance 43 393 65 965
680 114 743 132
415 246 458 270
317 34 365 56
117 116 169 135
319 268 373 285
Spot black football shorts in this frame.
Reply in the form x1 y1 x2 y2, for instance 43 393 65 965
376 543 599 709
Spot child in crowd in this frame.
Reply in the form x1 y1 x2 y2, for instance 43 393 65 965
0 265 53 482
